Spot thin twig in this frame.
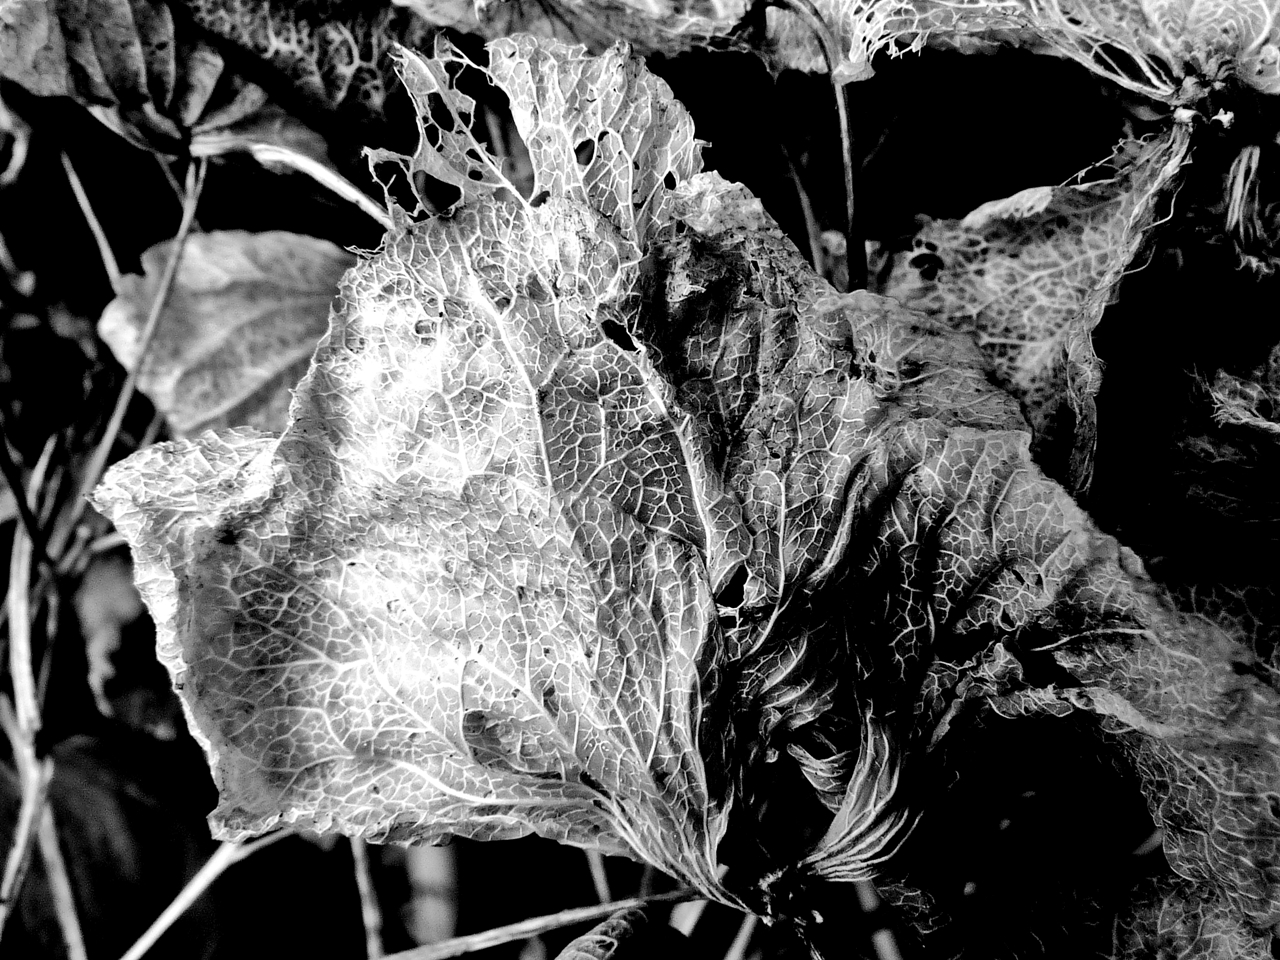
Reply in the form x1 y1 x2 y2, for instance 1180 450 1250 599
60 152 122 295
0 701 51 938
38 806 88 960
117 830 292 960
351 837 385 959
0 458 57 943
585 851 612 904
51 159 206 562
382 889 696 960
7 512 37 735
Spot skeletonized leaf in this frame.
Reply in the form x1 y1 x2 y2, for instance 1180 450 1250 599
877 130 1189 490
95 36 740 905
768 0 1280 97
91 36 1280 953
97 230 354 436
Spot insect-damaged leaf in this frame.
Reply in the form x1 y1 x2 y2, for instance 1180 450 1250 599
93 36 1280 954
98 231 354 436
878 130 1189 490
94 35 740 904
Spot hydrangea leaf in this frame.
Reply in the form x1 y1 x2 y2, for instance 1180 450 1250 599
97 231 355 436
877 130 1189 491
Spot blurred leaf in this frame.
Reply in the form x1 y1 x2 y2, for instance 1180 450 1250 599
75 551 181 738
97 230 354 436
0 0 70 97
0 736 214 960
0 0 337 157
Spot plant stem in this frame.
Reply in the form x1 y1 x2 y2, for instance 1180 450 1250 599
50 159 205 562
39 805 88 960
585 850 611 903
768 0 866 291
117 830 292 960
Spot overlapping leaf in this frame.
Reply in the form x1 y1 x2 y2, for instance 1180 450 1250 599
91 35 1280 955
0 0 367 156
98 230 354 435
877 130 1189 490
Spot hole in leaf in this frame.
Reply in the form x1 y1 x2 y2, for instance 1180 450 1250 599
600 317 637 352
910 252 944 281
575 139 596 167
716 564 749 608
663 171 677 190
542 683 559 719
530 189 550 207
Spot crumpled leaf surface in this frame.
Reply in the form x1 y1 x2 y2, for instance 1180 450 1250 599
95 35 737 904
877 130 1189 490
98 230 354 436
92 35 1280 954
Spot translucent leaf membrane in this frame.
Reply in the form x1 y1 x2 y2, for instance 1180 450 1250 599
95 36 739 905
878 129 1190 491
98 231 354 436
93 37 1280 953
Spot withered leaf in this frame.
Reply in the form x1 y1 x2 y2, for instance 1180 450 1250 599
878 130 1189 490
93 36 1280 955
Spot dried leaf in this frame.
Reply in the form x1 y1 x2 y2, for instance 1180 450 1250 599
97 230 354 436
95 36 739 905
90 36 1280 955
878 130 1189 490
768 0 1279 98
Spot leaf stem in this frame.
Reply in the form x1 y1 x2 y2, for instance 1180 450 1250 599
767 0 865 290
214 142 394 231
382 889 697 960
60 152 122 295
